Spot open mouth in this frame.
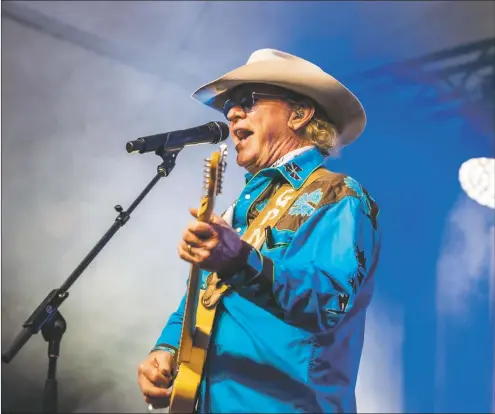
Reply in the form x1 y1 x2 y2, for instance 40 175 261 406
234 129 254 141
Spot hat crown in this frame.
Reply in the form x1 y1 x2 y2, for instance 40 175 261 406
246 48 323 72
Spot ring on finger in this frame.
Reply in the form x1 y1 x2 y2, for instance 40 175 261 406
187 244 193 254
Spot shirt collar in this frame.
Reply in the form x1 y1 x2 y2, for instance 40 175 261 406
244 146 325 190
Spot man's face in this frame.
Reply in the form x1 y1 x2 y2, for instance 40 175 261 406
223 84 297 173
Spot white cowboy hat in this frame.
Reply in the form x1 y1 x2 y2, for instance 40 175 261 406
191 48 366 147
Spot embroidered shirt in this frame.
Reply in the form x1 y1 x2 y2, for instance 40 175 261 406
155 147 381 413
222 145 315 227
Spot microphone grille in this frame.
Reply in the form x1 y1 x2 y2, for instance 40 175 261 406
209 121 230 143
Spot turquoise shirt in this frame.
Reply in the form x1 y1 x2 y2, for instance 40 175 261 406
156 148 381 413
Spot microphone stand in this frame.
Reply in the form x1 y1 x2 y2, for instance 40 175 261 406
1 146 182 414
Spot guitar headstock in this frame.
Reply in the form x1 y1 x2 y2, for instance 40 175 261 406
197 144 228 222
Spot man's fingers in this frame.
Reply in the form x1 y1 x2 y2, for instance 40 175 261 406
139 372 172 399
143 384 172 399
178 240 211 263
182 230 205 247
187 220 217 238
190 207 228 227
154 352 176 375
138 363 171 388
183 231 218 250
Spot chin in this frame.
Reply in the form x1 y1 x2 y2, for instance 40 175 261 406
236 153 257 170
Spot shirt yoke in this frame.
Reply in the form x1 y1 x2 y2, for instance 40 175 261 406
275 168 380 232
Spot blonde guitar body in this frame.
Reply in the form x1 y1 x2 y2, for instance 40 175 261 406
169 289 216 413
169 145 228 414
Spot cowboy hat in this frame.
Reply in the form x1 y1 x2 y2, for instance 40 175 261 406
191 48 366 147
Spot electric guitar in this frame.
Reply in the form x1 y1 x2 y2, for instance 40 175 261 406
169 144 228 414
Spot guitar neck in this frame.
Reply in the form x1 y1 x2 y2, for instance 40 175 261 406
177 196 213 365
169 147 227 414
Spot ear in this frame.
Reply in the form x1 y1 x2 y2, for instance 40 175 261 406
287 103 315 132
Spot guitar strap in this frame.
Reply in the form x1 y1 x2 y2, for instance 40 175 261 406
194 167 331 332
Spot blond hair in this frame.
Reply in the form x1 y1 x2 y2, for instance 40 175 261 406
292 101 338 156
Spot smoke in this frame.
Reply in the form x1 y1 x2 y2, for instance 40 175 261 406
434 194 495 412
436 194 495 320
0 2 287 413
356 302 405 413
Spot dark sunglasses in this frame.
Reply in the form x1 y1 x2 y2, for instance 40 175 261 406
222 92 297 119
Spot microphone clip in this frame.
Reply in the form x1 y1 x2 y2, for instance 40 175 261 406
155 147 182 178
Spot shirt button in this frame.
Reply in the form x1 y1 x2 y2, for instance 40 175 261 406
244 194 251 200
236 227 242 233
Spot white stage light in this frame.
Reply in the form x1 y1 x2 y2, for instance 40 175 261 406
458 157 495 209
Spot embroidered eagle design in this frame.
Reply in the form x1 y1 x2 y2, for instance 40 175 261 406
289 188 323 217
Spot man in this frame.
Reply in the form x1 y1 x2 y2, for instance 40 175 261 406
137 49 381 413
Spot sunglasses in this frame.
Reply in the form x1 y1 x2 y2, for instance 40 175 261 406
222 92 297 119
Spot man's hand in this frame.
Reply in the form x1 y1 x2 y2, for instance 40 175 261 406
137 350 175 409
178 207 245 274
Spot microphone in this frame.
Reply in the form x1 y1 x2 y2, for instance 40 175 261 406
126 121 230 154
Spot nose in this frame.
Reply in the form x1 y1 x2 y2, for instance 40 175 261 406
226 104 247 122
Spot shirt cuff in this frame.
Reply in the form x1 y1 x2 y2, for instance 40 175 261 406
218 241 274 287
217 240 252 280
246 245 264 277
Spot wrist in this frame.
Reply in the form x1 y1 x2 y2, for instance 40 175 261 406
150 344 177 358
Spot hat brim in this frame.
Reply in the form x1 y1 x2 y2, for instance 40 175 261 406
191 59 366 148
